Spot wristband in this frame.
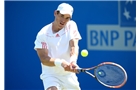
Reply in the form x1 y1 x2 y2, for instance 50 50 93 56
54 59 65 67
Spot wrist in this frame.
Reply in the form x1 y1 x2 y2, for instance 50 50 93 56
54 59 65 67
70 54 78 63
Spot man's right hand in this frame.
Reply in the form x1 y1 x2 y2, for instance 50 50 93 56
61 61 76 73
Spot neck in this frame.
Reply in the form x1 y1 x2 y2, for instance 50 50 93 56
52 22 62 33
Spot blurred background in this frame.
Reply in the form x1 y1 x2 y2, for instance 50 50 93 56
5 1 136 90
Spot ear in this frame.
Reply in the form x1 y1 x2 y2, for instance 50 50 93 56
54 10 58 16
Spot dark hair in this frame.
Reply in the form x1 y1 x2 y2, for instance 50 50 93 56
56 10 60 14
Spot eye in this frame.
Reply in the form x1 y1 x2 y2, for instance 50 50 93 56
61 14 64 18
66 17 70 20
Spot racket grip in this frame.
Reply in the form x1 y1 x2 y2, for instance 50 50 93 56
77 68 85 73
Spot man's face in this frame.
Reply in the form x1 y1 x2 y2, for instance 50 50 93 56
54 11 71 29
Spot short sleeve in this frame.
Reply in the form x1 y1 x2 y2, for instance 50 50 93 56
34 31 48 50
69 21 82 40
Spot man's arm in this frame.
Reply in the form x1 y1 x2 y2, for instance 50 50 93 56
36 48 70 67
68 21 82 64
36 48 55 66
69 38 79 63
36 48 76 72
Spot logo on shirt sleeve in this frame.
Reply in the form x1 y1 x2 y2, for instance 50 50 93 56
41 42 47 49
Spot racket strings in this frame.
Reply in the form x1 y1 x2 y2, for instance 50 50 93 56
95 64 126 86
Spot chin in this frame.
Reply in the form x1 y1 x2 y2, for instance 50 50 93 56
58 27 63 30
59 25 64 28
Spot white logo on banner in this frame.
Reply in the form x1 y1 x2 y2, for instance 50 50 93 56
87 1 136 51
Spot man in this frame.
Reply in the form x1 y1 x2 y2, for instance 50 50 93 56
34 3 82 90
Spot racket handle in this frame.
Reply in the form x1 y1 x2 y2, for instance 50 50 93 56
77 68 85 73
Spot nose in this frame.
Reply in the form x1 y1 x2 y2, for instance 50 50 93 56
61 18 66 22
60 19 66 24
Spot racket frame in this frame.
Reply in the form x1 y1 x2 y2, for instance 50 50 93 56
78 62 128 88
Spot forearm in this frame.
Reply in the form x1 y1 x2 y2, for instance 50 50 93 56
70 46 79 56
41 56 67 67
70 40 79 63
36 49 65 67
70 47 79 63
41 56 55 66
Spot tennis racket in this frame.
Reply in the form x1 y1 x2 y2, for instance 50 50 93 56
77 62 127 88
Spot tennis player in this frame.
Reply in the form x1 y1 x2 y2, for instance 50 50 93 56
34 3 82 90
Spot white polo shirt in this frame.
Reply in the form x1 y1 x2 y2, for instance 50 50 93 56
34 20 82 79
